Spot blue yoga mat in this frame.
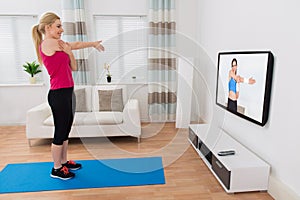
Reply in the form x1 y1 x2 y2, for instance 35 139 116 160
0 157 165 193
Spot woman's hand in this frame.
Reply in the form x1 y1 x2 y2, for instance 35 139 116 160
58 40 72 55
249 77 256 84
93 40 105 52
58 40 76 70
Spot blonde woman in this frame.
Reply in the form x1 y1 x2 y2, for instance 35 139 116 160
32 12 104 180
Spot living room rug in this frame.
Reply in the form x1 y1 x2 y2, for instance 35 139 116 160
0 157 165 193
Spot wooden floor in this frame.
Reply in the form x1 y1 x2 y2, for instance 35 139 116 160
0 123 274 200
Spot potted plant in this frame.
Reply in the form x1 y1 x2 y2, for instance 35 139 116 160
104 63 112 83
23 61 42 84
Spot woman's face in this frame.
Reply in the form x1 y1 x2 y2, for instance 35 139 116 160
232 61 237 72
47 19 64 39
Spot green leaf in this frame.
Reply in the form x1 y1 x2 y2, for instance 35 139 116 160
22 60 42 77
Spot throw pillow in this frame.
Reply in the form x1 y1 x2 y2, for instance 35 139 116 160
74 88 88 112
98 88 124 112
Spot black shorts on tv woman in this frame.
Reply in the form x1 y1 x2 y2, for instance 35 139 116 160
227 98 237 113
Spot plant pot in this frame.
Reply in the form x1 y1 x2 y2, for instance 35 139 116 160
106 76 111 83
29 77 36 84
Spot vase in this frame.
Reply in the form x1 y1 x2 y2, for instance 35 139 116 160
106 76 111 83
29 77 36 84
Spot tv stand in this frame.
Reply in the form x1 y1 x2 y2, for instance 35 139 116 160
189 124 270 193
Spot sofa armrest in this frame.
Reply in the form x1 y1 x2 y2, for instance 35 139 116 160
122 99 141 137
26 103 52 138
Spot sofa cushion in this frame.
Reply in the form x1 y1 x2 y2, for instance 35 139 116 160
98 88 124 112
92 85 127 112
43 112 123 126
74 88 89 112
83 112 123 125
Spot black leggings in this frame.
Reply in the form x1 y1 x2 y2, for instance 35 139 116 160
48 87 75 145
227 98 237 113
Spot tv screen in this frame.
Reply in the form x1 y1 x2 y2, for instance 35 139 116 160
216 51 274 126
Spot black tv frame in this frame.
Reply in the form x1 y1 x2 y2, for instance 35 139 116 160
215 51 274 126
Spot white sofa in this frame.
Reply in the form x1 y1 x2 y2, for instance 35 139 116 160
26 85 141 146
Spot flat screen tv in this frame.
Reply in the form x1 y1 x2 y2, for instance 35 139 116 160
216 51 274 126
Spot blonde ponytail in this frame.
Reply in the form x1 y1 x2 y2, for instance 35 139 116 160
32 24 43 64
31 12 61 65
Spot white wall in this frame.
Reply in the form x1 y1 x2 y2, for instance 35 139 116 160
0 0 61 15
176 0 207 123
89 0 147 15
195 0 300 199
0 84 47 125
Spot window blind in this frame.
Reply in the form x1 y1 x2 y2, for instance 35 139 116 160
94 15 147 82
0 15 38 84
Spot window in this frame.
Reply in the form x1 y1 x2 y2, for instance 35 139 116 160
94 15 147 83
0 15 38 84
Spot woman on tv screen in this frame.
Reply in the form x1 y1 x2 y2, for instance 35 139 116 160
227 58 256 113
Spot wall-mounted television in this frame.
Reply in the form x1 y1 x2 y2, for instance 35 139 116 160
216 51 274 126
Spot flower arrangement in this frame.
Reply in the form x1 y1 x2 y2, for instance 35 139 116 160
104 63 112 83
104 63 111 77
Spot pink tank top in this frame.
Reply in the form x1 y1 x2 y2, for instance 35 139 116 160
39 44 74 90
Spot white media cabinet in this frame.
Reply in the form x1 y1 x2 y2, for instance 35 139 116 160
189 124 270 193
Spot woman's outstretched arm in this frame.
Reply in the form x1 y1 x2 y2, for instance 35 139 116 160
239 76 256 84
69 40 105 52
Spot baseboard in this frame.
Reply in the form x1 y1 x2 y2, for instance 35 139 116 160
190 113 206 124
0 122 25 126
268 175 300 200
